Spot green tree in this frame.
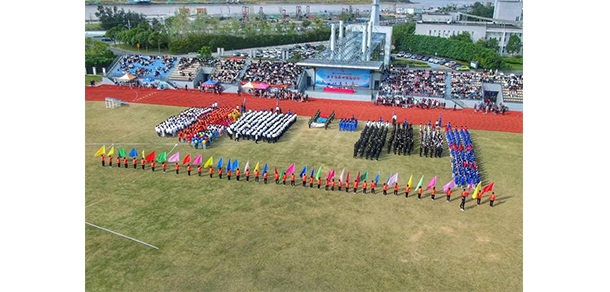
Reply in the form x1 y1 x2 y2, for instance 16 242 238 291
105 26 125 40
469 2 494 18
199 46 212 59
301 20 311 28
506 35 522 54
449 32 473 43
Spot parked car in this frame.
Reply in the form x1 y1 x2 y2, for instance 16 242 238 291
422 56 430 61
233 52 241 57
404 53 412 58
456 66 470 71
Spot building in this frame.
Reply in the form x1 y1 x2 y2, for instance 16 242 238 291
415 1 523 56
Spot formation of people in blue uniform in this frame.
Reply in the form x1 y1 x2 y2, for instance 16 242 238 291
446 125 481 188
339 116 358 131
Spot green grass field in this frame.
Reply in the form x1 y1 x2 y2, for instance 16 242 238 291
86 101 523 291
86 75 102 86
503 57 523 71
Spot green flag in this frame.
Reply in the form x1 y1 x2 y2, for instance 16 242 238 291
118 148 127 158
280 168 285 178
315 166 322 180
156 152 167 162
415 175 424 190
359 171 368 181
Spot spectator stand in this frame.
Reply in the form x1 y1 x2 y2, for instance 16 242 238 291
110 55 179 80
309 110 335 129
105 97 129 109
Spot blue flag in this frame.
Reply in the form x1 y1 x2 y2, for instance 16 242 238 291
310 166 315 178
375 172 380 183
386 173 393 184
232 159 238 170
227 159 232 171
129 148 138 157
262 163 268 174
299 165 307 178
217 157 223 169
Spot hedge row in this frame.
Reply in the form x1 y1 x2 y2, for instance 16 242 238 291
168 29 331 54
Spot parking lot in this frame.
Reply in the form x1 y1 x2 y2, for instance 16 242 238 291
395 51 471 71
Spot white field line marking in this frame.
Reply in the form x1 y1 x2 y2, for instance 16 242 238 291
85 222 159 250
132 172 149 183
85 200 104 208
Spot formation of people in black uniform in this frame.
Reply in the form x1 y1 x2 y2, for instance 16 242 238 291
387 120 415 156
353 120 390 160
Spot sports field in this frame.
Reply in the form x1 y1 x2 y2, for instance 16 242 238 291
85 101 523 291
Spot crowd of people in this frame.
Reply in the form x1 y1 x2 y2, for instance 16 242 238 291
419 122 444 158
176 107 236 149
242 61 303 87
446 124 481 188
155 107 213 137
388 121 415 156
451 72 483 100
473 99 509 115
115 55 177 79
211 59 246 84
375 95 447 109
353 120 390 160
378 68 446 103
226 110 297 143
248 88 309 102
503 74 524 100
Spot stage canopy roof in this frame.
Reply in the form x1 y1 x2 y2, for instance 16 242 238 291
296 59 384 71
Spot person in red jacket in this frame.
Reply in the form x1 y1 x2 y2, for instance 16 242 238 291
371 181 376 194
227 168 232 180
309 176 314 188
209 166 214 178
331 179 336 191
175 163 180 174
446 188 452 202
302 173 307 187
123 157 128 168
264 171 268 184
460 189 468 211
162 162 167 173
236 168 241 181
246 169 250 182
109 155 113 168
489 192 496 207
254 169 259 183
338 180 343 191
405 185 411 198
187 164 192 176
290 173 296 186
101 154 105 167
345 180 350 193
274 172 280 184
218 167 223 179
417 186 423 200
198 165 202 177
362 181 368 194
382 183 388 195
141 158 146 170
133 157 137 169
325 179 330 191
151 161 156 172
353 180 359 194
476 189 483 205
317 177 322 189
394 183 399 196
282 172 287 185
431 186 437 200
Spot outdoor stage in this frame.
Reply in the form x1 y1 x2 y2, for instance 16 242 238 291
305 86 375 102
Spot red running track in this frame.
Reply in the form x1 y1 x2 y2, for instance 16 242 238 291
86 85 522 133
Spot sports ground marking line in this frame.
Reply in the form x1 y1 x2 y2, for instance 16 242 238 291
85 200 104 208
85 222 159 250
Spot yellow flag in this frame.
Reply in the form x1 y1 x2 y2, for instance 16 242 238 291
254 162 259 172
203 156 213 168
142 150 145 159
407 174 413 187
472 182 482 199
107 146 114 156
94 145 105 157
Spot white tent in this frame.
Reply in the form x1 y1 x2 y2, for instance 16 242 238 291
117 73 136 81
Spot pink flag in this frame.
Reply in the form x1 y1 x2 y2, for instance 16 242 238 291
443 179 456 193
426 176 437 190
244 161 250 171
467 182 473 192
327 169 335 181
168 152 180 163
339 168 345 183
387 173 399 186
346 172 350 183
192 155 202 165
286 163 296 176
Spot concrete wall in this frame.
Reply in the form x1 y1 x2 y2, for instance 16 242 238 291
415 22 487 42
494 0 523 21
421 13 455 23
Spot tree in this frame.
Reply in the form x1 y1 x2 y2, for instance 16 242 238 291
105 26 125 40
506 35 522 54
301 20 311 28
476 38 499 51
449 32 472 43
199 46 212 59
95 5 148 30
469 2 494 18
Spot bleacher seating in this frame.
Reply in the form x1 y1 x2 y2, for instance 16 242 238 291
502 74 524 102
210 59 246 84
451 72 483 100
169 57 206 81
111 55 178 80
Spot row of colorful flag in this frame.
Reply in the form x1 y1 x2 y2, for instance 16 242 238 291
94 145 494 196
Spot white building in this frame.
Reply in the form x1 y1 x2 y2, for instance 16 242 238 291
494 0 523 21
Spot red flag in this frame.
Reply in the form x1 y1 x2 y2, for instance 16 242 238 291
481 183 495 194
355 171 361 184
346 172 350 182
145 151 155 163
183 154 191 165
274 166 278 176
